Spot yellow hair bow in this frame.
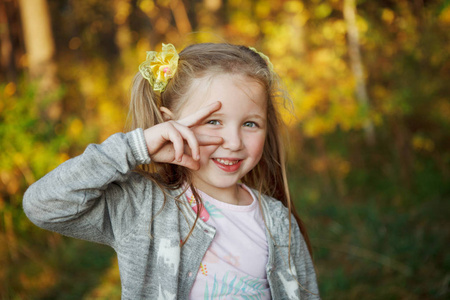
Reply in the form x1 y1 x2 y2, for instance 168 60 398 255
249 46 274 71
139 43 179 92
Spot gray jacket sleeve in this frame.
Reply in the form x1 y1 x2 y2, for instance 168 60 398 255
291 215 321 299
262 195 320 299
23 129 152 248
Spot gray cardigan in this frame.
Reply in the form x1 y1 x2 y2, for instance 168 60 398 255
23 129 320 299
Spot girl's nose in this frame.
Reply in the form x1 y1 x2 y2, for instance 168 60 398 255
222 128 243 151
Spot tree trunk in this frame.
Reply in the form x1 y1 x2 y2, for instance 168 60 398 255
18 0 57 92
343 0 376 146
170 0 192 35
0 0 17 82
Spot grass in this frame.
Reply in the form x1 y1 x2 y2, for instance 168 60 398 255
292 172 449 299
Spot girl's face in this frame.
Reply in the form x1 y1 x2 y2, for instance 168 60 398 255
178 73 267 198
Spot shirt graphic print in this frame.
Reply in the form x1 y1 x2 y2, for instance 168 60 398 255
187 185 271 299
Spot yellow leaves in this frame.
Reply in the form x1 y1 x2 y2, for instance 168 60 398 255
255 1 271 19
4 82 16 97
303 118 335 137
283 1 308 29
68 118 84 139
229 0 249 8
313 47 334 65
139 0 156 15
114 0 132 25
382 9 395 25
294 85 363 136
98 101 127 141
0 169 20 195
273 25 365 136
230 12 260 37
337 159 351 178
356 15 369 34
258 2 367 136
311 155 350 182
374 85 399 117
19 267 57 295
263 23 304 59
84 64 112 98
59 153 70 164
136 38 152 57
295 88 324 120
434 98 450 122
0 83 16 113
372 85 389 101
312 157 328 173
282 34 362 134
204 0 222 12
412 135 435 152
284 1 304 14
314 3 332 19
260 2 307 56
439 5 450 24
322 20 347 45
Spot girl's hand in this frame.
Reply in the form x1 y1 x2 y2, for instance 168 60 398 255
143 101 223 170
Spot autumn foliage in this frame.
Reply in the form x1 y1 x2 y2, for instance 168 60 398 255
1 0 449 299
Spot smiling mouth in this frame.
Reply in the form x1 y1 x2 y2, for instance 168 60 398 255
213 158 241 165
212 158 243 172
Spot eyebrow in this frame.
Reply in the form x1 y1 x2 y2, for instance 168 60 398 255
209 112 266 120
247 113 266 120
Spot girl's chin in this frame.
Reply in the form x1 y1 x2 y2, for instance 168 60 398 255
190 178 241 192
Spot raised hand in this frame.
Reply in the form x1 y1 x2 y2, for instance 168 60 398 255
143 101 223 170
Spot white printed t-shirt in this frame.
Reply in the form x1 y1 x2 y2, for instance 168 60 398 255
187 185 271 299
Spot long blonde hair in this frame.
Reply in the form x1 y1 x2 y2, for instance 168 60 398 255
126 43 312 255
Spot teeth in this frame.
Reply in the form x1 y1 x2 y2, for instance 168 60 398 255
215 158 239 166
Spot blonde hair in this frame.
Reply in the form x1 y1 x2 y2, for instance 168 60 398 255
126 43 312 255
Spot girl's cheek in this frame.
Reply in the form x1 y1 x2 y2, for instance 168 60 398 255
194 126 221 136
199 144 220 161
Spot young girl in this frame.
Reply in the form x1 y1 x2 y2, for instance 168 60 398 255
23 43 320 299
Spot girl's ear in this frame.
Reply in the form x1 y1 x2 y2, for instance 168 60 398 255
160 107 175 121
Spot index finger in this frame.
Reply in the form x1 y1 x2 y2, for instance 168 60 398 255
177 101 221 127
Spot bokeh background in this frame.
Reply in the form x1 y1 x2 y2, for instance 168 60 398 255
1 0 449 299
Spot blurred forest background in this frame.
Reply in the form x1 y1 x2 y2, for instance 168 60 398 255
1 0 449 299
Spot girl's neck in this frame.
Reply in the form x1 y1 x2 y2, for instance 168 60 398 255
190 181 253 206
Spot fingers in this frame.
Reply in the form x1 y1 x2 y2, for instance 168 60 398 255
170 125 224 161
165 125 185 162
153 121 223 164
167 101 222 160
176 134 222 170
196 134 223 146
178 101 221 127
176 155 200 171
170 121 200 160
145 102 224 166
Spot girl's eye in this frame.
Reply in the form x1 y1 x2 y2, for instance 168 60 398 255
207 120 220 125
243 121 258 128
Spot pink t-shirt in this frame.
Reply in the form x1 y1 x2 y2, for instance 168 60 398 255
187 185 271 299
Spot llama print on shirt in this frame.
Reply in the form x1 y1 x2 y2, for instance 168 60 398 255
157 285 176 300
187 195 224 221
203 272 268 299
223 254 240 267
156 238 180 275
188 195 210 221
278 271 299 299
